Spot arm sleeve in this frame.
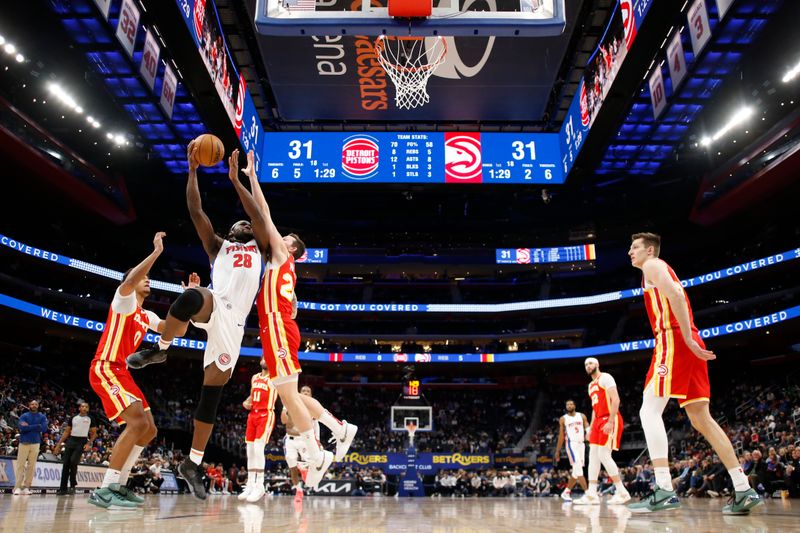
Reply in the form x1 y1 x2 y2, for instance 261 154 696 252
144 310 162 332
599 373 617 390
111 287 138 315
19 415 35 434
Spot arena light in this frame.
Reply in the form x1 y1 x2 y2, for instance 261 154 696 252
15 53 24 63
0 35 5 46
4 43 15 55
700 106 754 147
782 59 800 83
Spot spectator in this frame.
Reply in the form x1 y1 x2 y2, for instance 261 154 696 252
13 400 47 495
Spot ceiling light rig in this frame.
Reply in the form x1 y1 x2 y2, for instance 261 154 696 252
47 83 131 147
699 106 754 148
0 34 25 63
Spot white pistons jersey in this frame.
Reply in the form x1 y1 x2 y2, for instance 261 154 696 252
563 413 585 443
210 239 262 320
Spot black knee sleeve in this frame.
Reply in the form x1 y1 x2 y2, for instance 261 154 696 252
194 385 224 424
170 288 204 321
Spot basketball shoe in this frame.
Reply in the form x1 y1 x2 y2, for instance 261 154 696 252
178 458 207 500
608 491 631 505
126 346 168 369
572 493 600 505
304 450 334 490
113 484 144 504
330 422 358 462
722 488 762 515
627 488 680 513
88 487 139 509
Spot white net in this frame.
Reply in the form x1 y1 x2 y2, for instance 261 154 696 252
375 36 447 110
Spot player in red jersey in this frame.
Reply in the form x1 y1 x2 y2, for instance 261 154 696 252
238 359 278 503
627 233 761 515
239 150 358 490
573 358 631 506
88 232 197 508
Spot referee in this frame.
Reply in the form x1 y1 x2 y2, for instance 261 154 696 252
54 402 97 495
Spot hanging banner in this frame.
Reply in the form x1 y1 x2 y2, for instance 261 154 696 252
92 0 112 19
140 29 161 92
115 0 140 59
716 0 735 20
666 32 688 90
688 0 712 57
648 65 666 119
160 64 178 119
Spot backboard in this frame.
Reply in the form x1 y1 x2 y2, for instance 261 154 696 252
391 405 433 432
254 0 566 37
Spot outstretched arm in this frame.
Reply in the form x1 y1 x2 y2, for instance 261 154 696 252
186 141 223 260
643 259 715 361
227 149 271 255
242 150 289 265
119 232 166 297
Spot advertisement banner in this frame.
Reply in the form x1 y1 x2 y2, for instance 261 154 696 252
688 0 712 57
666 32 688 90
160 64 178 119
115 0 140 59
648 65 666 119
0 457 106 489
140 29 161 92
494 453 534 467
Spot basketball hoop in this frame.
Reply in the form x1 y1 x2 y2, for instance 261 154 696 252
405 420 418 446
375 36 447 110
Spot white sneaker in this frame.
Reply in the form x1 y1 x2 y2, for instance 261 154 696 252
572 493 601 506
305 450 334 490
238 483 253 501
560 491 573 502
21 488 32 495
222 489 230 495
332 422 358 462
246 484 266 503
13 488 22 496
608 492 631 505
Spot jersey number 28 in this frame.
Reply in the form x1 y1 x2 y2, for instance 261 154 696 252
233 253 253 268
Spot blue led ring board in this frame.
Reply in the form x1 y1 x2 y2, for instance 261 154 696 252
254 0 566 37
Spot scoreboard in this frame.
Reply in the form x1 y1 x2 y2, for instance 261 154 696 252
296 248 328 264
260 132 564 184
496 245 596 264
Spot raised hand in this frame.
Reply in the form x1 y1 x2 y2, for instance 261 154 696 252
153 231 166 254
181 272 201 290
241 150 256 179
187 140 200 171
228 149 240 184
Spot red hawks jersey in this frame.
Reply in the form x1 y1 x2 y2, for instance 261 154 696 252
93 288 161 365
257 255 296 317
642 259 698 337
250 372 277 411
588 372 618 419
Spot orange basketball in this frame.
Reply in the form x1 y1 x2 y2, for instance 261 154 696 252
193 134 225 167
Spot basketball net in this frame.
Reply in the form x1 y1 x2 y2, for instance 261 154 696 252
405 421 418 446
375 36 447 110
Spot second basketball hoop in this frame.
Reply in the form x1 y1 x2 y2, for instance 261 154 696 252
375 35 447 110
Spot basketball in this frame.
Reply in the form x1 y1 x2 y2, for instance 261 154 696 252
193 134 225 167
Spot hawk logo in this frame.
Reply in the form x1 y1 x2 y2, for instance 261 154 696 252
516 248 531 264
414 353 431 363
341 136 380 180
109 385 121 396
579 82 590 127
444 133 482 183
193 0 206 43
277 348 288 360
657 364 669 377
234 73 246 136
620 0 637 50
218 353 231 365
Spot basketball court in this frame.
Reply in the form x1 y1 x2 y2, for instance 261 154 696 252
2 495 797 532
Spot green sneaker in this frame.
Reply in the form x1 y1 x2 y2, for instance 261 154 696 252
110 484 144 505
722 488 763 515
627 488 681 513
88 487 139 509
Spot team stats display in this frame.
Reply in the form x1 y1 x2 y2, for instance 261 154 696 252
496 245 596 264
260 132 564 184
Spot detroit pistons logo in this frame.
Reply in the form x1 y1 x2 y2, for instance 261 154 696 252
657 364 669 377
394 353 408 363
109 385 120 396
277 348 288 360
342 136 379 180
234 73 245 136
218 353 231 365
444 133 482 182
620 0 637 50
516 248 531 264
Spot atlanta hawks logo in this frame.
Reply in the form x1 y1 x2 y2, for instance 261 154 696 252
277 348 287 360
657 364 669 377
444 133 482 183
234 73 245 136
218 353 231 365
516 248 531 264
109 385 120 396
620 0 637 50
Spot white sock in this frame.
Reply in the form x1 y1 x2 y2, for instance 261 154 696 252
614 480 628 495
190 448 204 466
119 445 144 485
254 472 263 487
728 466 750 492
102 468 121 488
654 467 672 491
299 429 322 464
318 410 346 439
158 338 172 350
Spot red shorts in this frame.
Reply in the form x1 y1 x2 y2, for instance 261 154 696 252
89 360 149 421
259 313 301 383
645 330 710 407
246 409 276 443
589 413 623 451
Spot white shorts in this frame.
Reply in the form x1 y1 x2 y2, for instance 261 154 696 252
566 441 585 469
284 435 308 469
192 291 246 373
